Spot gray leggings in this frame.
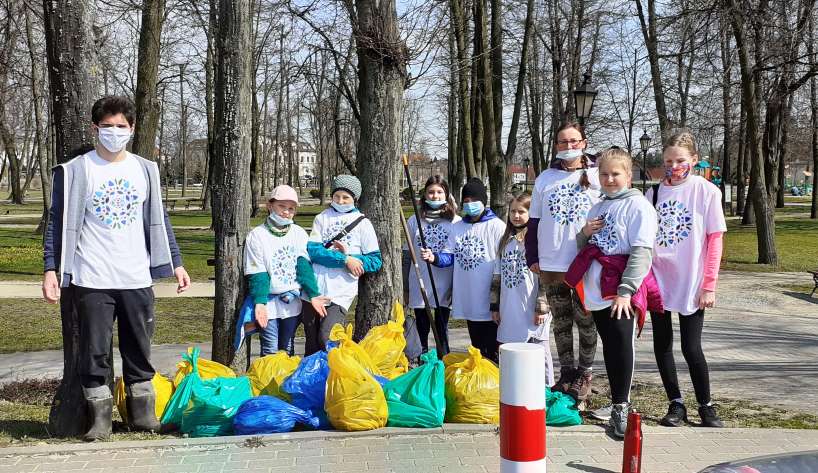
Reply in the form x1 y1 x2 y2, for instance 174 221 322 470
301 302 347 356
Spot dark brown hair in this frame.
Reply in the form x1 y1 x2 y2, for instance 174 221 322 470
91 96 136 126
498 192 532 255
420 175 456 221
555 121 591 189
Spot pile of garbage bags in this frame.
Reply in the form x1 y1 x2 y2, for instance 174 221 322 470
134 301 578 438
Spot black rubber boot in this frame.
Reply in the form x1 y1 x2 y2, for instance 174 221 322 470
83 387 113 441
126 381 161 432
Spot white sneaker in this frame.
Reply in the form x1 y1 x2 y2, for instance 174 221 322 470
589 403 612 421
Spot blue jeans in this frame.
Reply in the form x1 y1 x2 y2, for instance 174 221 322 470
259 316 301 356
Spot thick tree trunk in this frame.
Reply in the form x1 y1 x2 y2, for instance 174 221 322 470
211 0 253 368
132 0 165 161
42 0 102 436
25 8 51 233
0 11 22 204
450 0 476 178
351 0 407 339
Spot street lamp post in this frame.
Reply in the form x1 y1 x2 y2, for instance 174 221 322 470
523 158 531 192
640 131 651 192
573 72 598 127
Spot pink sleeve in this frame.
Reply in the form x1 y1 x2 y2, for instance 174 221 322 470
701 232 724 292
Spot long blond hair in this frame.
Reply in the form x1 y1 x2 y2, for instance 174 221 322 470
498 192 532 255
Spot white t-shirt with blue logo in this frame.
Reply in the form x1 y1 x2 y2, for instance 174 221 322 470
446 215 506 321
494 237 539 342
73 151 151 289
646 176 727 315
530 168 601 272
244 224 310 319
309 208 379 311
582 194 658 311
405 215 460 309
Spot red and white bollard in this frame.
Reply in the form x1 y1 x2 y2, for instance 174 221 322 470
500 343 547 472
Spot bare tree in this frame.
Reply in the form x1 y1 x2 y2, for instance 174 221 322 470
132 0 166 162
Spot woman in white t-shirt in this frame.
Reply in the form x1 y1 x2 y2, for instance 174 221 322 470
525 121 602 401
242 185 329 356
405 176 460 357
489 193 554 385
424 178 505 362
302 175 382 356
571 148 658 438
646 131 727 429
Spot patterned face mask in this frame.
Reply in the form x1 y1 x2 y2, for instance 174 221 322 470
665 163 691 181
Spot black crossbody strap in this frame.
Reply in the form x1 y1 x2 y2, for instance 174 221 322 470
651 183 661 208
323 215 366 248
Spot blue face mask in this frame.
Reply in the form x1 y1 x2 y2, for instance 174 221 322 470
462 201 485 217
425 199 446 209
268 212 293 227
331 201 355 213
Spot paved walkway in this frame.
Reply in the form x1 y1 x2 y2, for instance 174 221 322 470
1 426 817 473
1 271 817 413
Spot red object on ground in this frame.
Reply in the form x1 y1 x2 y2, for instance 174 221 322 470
622 411 643 473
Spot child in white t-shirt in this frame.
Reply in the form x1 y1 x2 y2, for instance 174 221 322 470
426 178 505 362
404 175 460 357
242 185 329 356
570 148 658 438
489 192 554 385
526 122 602 401
302 175 382 356
646 130 727 429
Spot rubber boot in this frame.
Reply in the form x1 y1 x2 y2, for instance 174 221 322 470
126 380 161 432
83 386 113 441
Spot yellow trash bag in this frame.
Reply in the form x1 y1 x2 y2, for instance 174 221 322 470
329 324 382 377
444 346 500 424
246 352 301 399
360 301 409 379
115 373 174 421
325 341 388 431
442 352 470 367
172 347 236 387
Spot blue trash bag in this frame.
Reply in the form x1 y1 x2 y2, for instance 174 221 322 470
374 374 390 388
234 396 321 434
545 387 582 426
281 350 330 412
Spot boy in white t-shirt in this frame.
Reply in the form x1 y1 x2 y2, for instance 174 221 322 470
241 185 329 356
423 178 505 362
569 148 658 438
41 96 191 440
302 175 382 355
646 130 727 429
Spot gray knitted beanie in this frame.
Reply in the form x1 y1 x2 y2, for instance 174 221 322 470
331 174 362 200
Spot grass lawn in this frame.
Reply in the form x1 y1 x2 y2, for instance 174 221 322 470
722 217 818 272
0 298 215 354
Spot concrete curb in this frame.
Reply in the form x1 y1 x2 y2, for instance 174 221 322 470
0 424 497 457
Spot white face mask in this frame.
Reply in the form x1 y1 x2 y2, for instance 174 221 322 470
555 149 584 161
97 126 132 153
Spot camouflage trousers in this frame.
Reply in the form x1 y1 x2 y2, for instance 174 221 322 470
545 280 597 370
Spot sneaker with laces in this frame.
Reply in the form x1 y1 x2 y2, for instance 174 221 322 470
609 402 630 438
567 368 593 401
660 401 687 427
698 404 724 428
589 404 612 421
552 367 576 394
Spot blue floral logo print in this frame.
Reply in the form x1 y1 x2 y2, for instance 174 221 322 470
547 183 592 225
501 248 528 288
91 178 140 229
416 223 449 253
656 200 693 247
455 234 486 271
322 219 355 247
590 213 618 253
271 245 298 285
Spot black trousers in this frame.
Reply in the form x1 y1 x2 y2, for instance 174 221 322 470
466 320 499 363
301 302 346 356
74 285 156 388
414 307 451 355
650 309 711 405
593 308 636 404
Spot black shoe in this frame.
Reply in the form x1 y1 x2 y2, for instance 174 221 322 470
698 404 724 428
659 401 687 427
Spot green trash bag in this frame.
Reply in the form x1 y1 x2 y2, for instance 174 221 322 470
382 350 445 428
181 375 253 437
545 387 582 426
161 348 204 427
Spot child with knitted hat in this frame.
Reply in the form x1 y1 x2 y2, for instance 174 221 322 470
302 175 382 355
